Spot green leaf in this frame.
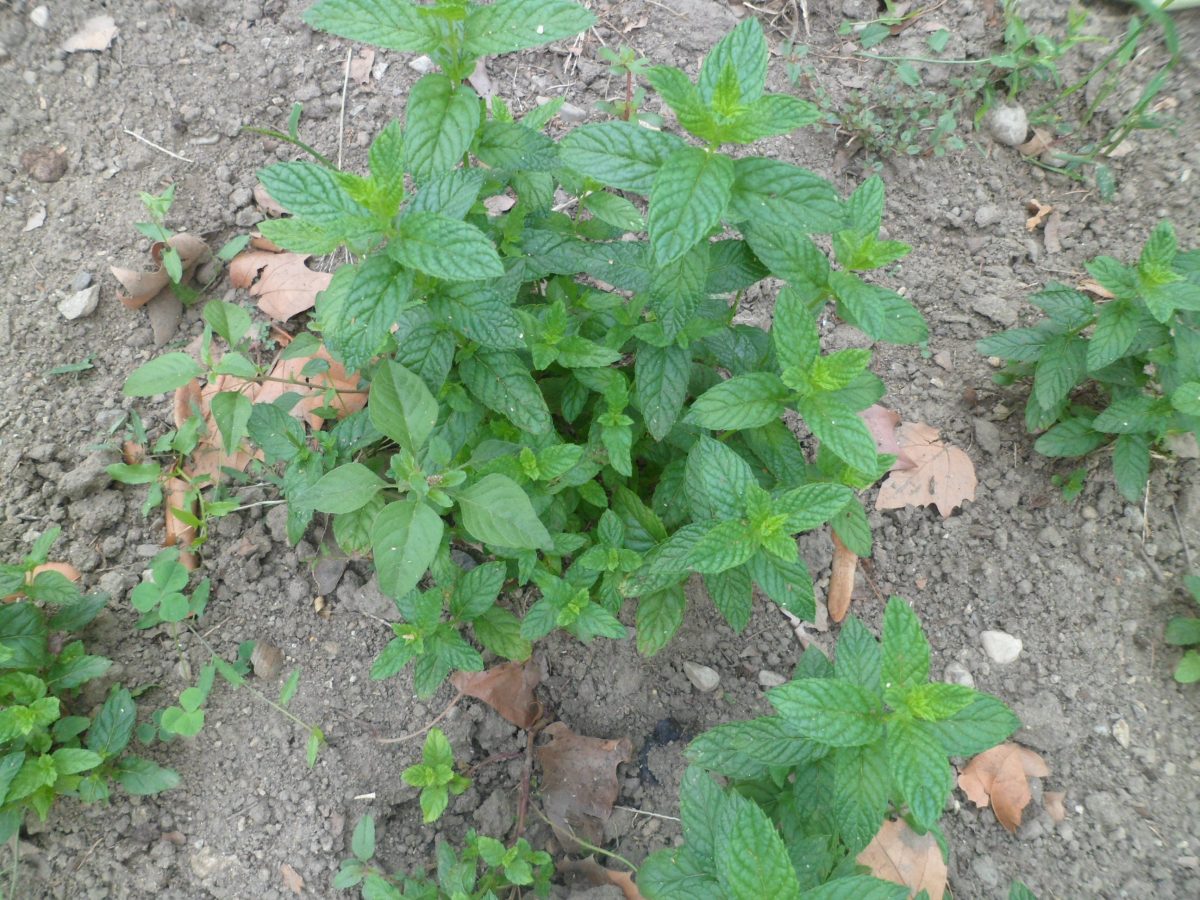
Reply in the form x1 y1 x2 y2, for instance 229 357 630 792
636 343 692 441
475 120 558 172
368 119 406 215
1166 616 1200 647
636 585 685 656
773 483 853 533
258 162 374 227
1112 432 1151 502
1033 418 1108 458
687 372 789 430
303 0 442 53
558 122 685 194
371 500 444 599
685 436 757 521
686 717 826 780
203 301 252 345
473 606 532 661
1091 395 1162 434
834 618 881 693
1009 881 1039 900
833 741 890 852
1033 334 1087 411
829 272 927 344
463 0 596 56
726 158 841 234
327 255 414 372
123 353 204 397
52 748 103 776
796 394 879 473
772 286 821 372
370 361 438 454
1171 382 1200 417
352 815 376 863
646 65 719 143
450 561 506 621
456 474 552 550
404 75 481 185
905 682 978 721
800 877 909 899
923 695 1019 756
832 500 872 557
209 390 252 454
768 678 885 747
649 244 708 341
105 462 161 485
747 551 814 620
698 17 768 103
882 597 929 693
720 94 821 144
1175 650 1200 683
115 757 181 795
279 669 301 707
391 211 502 281
688 520 759 574
638 849 723 900
298 463 387 514
744 226 829 296
648 147 733 265
0 603 49 670
459 351 552 434
248 402 308 463
584 191 644 232
888 716 951 829
704 567 752 633
715 791 800 900
408 168 485 219
431 281 524 351
1027 283 1095 329
976 326 1057 362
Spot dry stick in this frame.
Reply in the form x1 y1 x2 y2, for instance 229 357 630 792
1172 503 1193 571
123 129 195 163
337 47 351 172
613 804 680 823
513 722 543 839
375 691 465 744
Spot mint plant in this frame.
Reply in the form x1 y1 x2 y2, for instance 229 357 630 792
1166 574 1200 684
0 530 178 846
334 814 553 898
638 597 1020 897
123 3 926 699
979 222 1200 501
402 728 471 823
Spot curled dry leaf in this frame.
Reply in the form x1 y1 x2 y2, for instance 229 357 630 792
253 184 286 218
122 440 146 465
174 377 256 486
860 403 907 465
229 249 332 321
1044 790 1067 823
111 233 210 309
1077 279 1115 300
1017 127 1055 159
875 422 976 518
450 660 542 730
163 477 199 571
536 722 632 847
1025 199 1053 232
858 819 947 900
278 862 304 895
349 48 376 87
251 642 285 679
62 16 119 53
558 857 643 900
827 532 858 624
255 345 367 428
958 743 1050 832
30 562 82 584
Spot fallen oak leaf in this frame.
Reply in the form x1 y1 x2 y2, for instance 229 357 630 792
111 233 210 309
229 249 332 321
958 743 1050 832
536 722 632 848
827 532 857 624
860 403 907 466
858 819 947 900
1044 790 1067 823
558 857 643 900
1025 199 1053 232
451 660 542 730
254 346 366 428
875 422 976 518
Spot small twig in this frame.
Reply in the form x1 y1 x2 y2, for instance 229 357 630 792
123 129 195 163
337 47 351 172
1171 503 1193 572
376 692 464 744
1142 481 1151 545
529 806 639 872
613 804 681 823
74 837 103 872
514 726 539 838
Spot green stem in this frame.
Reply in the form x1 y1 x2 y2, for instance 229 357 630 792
240 126 335 169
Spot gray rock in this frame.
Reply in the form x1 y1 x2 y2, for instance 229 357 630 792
1014 690 1074 751
981 629 1022 664
985 103 1029 147
312 553 349 596
68 490 125 533
974 204 1002 228
1084 790 1124 830
683 661 720 693
342 573 401 622
59 451 117 499
1038 525 1065 547
57 284 100 320
757 670 787 688
943 661 975 689
70 271 93 292
973 418 1001 456
970 293 1018 327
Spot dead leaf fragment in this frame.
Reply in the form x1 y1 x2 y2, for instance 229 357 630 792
31 562 82 584
1017 127 1055 159
278 862 304 895
253 184 286 217
229 249 332 320
536 722 632 847
875 422 976 518
164 477 199 570
858 819 947 900
958 743 1050 832
1025 199 1053 232
1044 790 1067 823
252 642 285 679
348 48 375 87
827 532 857 624
451 661 542 730
23 205 46 232
62 15 119 53
111 233 210 309
558 857 643 900
860 404 907 465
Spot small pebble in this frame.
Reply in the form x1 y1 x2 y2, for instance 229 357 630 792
251 642 284 679
30 6 50 28
1112 719 1131 749
683 661 720 693
981 630 1022 664
943 661 975 689
985 103 1029 147
57 284 100 320
70 271 93 292
974 204 1002 228
757 670 787 688
559 102 587 124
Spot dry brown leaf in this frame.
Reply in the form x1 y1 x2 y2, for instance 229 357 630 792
279 862 304 895
111 234 210 309
63 16 118 53
1077 279 1115 300
536 722 632 847
1044 790 1067 823
255 346 367 428
558 857 643 900
164 477 199 570
875 422 976 518
1017 127 1055 158
827 532 857 624
958 743 1050 832
229 249 332 320
253 184 286 217
467 58 493 101
122 440 146 465
31 562 82 584
349 48 376 87
451 661 542 730
858 820 947 900
860 404 907 466
1025 199 1053 231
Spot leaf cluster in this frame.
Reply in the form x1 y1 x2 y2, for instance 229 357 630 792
979 222 1200 501
401 728 471 823
638 597 1020 898
0 530 178 843
1166 574 1200 684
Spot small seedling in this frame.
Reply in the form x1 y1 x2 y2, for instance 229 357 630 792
401 728 471 823
1166 575 1200 684
596 45 663 128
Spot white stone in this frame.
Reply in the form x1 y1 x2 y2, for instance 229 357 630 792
683 661 720 693
981 630 1023 664
408 55 435 74
1112 718 1131 749
57 284 100 320
30 6 50 28
943 661 976 689
757 670 787 688
985 104 1029 147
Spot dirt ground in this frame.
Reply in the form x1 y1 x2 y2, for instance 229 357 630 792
2 0 1200 897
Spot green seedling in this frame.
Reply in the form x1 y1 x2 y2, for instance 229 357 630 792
596 45 663 128
401 728 471 823
1050 465 1088 502
1166 575 1200 684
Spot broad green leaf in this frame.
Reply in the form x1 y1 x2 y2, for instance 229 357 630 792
210 390 252 454
304 0 443 53
834 618 881 693
352 814 376 863
458 350 552 434
679 767 727 864
715 792 800 900
832 499 872 557
1033 333 1087 411
1027 283 1095 329
887 716 952 829
645 65 719 143
279 669 301 707
473 606 532 661
327 254 414 372
404 75 481 185
833 741 889 852
86 688 136 757
1033 417 1107 458
51 748 102 776
430 280 525 351
773 483 853 533
297 463 387 514
796 394 879 473
924 694 1020 756
584 191 644 232
747 551 814 620
687 372 789 430
882 597 929 693
371 500 444 599
1091 395 1162 434
829 271 927 345
456 474 552 550
558 122 685 194
649 244 708 341
1172 382 1200 417
684 436 757 522
726 158 841 234
844 176 885 234
1174 650 1200 683
407 168 485 219
247 403 307 463
976 326 1057 363
463 0 596 56
687 519 759 574
686 717 826 780
370 361 438 454
123 353 205 397
743 226 829 297
636 342 692 441
799 877 908 899
1112 432 1151 501
703 567 752 633
698 17 768 104
768 678 885 747
905 682 978 721
391 211 503 281
368 119 406 215
115 757 181 795
706 239 770 294
638 848 723 900
258 162 374 227
636 585 685 656
450 561 506 621
203 301 252 345
773 286 821 372
105 463 161 485
648 147 733 265
0 603 49 670
719 94 821 144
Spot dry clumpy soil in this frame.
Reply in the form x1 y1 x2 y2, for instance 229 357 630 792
2 0 1200 898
